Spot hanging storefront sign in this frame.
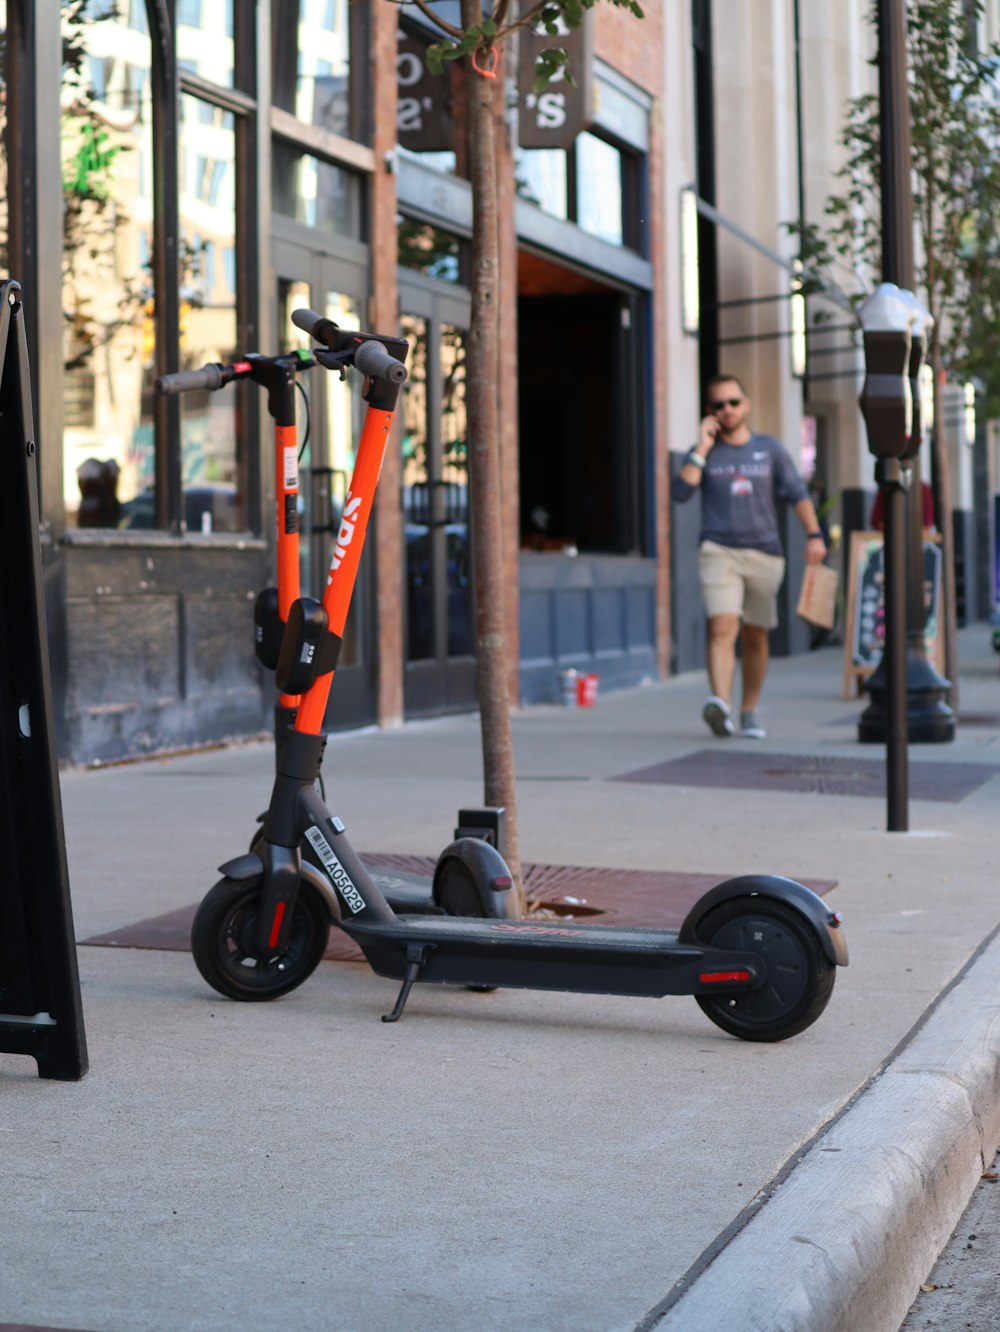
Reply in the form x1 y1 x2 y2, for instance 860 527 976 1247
397 34 456 153
518 14 594 149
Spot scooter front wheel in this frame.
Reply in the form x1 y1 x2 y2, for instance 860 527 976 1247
693 897 835 1042
191 875 330 1002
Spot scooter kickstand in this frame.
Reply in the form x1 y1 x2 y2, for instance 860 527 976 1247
381 944 434 1023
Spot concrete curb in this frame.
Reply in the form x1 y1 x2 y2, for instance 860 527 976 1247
647 926 1000 1332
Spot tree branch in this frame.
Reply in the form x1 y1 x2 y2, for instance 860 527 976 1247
496 2 554 40
403 0 465 39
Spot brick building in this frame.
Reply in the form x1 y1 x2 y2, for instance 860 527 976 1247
1 2 994 764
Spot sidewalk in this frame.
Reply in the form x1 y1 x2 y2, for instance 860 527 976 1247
4 624 1000 1332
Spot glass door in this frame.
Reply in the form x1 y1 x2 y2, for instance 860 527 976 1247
399 278 476 715
273 230 373 727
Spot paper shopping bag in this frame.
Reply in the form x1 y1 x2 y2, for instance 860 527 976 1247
796 563 839 630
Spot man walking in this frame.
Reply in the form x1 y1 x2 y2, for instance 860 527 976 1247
671 374 827 739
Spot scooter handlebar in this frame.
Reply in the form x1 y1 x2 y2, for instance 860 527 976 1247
291 308 340 348
292 308 407 383
353 339 408 384
155 364 224 396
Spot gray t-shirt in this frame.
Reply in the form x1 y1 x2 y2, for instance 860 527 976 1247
670 432 808 556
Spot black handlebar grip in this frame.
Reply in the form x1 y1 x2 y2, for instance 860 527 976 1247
291 308 340 349
155 364 224 396
354 339 408 384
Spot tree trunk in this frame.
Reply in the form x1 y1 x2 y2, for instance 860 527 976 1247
460 0 525 910
930 342 959 711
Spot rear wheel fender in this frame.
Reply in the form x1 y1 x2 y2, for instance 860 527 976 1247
679 874 848 967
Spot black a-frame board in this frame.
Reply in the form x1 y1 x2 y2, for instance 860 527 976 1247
0 281 88 1080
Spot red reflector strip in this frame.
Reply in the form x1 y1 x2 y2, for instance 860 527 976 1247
491 877 513 890
699 969 751 985
267 901 287 950
233 360 253 375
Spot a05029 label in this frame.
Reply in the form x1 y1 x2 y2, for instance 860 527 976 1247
304 825 366 914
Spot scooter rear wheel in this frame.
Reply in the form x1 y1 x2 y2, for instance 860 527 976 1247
191 875 330 1002
693 897 835 1042
434 857 499 993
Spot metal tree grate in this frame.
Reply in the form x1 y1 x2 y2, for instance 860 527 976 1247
81 856 836 964
616 749 997 802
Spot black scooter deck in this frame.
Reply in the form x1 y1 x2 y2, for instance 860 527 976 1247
343 914 761 999
367 868 444 914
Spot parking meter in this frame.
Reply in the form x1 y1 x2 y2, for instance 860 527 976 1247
858 282 913 458
896 289 933 460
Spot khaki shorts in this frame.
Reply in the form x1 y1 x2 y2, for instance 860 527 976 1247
698 540 786 629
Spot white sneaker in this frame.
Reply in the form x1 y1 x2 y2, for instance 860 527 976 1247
740 710 766 739
703 697 736 737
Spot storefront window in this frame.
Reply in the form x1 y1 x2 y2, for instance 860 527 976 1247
176 93 244 532
397 217 465 284
322 289 362 490
60 4 156 529
401 314 431 661
515 149 569 221
176 0 235 90
273 143 363 239
273 0 369 143
440 324 472 656
577 132 624 247
516 134 637 251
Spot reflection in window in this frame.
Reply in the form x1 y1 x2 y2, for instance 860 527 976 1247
177 94 244 532
272 0 368 142
279 277 315 587
273 142 363 238
176 0 234 89
440 325 472 656
397 216 463 283
324 290 363 667
60 4 156 528
576 132 623 247
323 290 362 493
401 315 432 661
278 282 362 666
515 148 568 220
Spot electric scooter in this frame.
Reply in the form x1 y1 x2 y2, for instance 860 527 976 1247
185 312 848 1040
155 328 515 924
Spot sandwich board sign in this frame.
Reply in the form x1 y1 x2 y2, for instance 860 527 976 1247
0 280 88 1080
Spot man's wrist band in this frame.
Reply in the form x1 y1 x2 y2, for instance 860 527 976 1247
806 532 824 540
686 451 707 469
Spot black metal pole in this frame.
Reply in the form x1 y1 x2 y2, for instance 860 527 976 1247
879 0 912 286
865 0 910 829
879 458 908 828
858 0 954 818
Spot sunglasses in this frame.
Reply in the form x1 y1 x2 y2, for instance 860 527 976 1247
710 398 744 411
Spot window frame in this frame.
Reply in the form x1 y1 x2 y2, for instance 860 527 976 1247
147 0 261 535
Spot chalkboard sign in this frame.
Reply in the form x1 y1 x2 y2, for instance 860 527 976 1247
0 282 88 1080
842 530 943 697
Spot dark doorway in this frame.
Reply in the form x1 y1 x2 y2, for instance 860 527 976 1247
518 258 644 555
